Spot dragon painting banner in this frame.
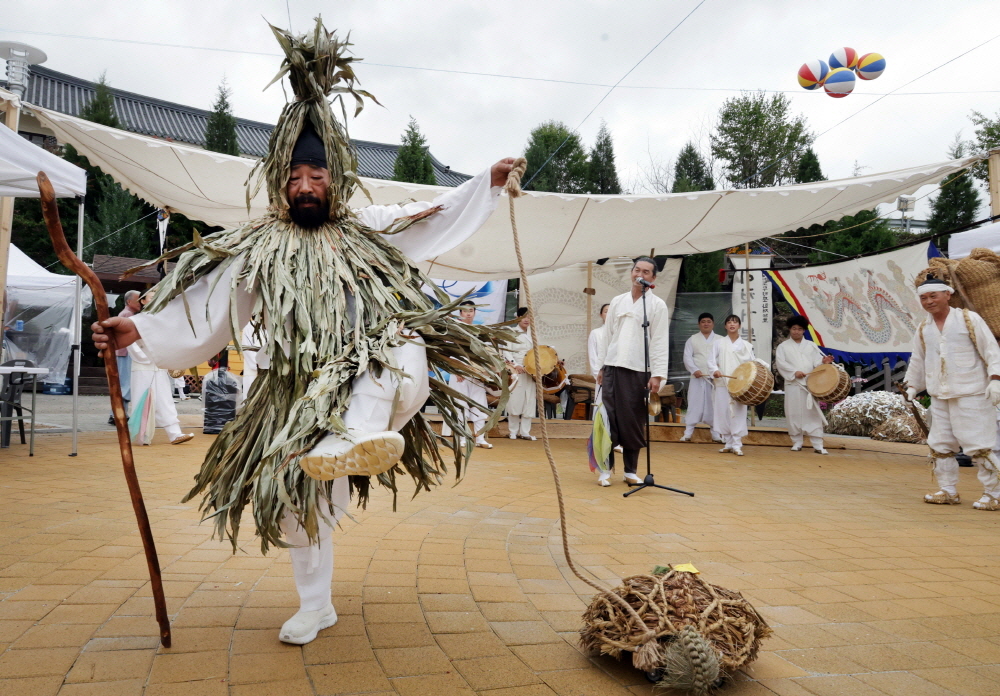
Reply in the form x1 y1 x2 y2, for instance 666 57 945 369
767 242 937 364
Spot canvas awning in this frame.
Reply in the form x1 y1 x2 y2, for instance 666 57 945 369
27 103 979 280
948 222 1000 259
0 93 86 198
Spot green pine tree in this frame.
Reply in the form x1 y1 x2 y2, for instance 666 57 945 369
928 138 982 255
522 121 589 193
392 117 436 185
204 79 240 156
672 142 714 192
795 147 824 183
671 144 722 291
809 209 896 262
587 121 621 194
78 72 120 128
969 107 1000 183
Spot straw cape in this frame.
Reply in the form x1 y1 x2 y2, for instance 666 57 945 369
138 18 511 552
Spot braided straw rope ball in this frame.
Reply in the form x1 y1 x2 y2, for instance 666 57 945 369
917 248 1000 338
580 569 771 693
826 392 919 437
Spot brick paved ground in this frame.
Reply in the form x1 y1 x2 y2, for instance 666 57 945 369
1 432 998 695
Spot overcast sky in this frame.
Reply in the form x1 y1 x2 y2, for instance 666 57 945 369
4 0 999 218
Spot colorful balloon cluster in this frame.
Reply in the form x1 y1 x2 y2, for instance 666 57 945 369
797 47 885 98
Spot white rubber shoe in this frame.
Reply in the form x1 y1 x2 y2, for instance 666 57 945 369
279 603 338 644
813 448 828 455
170 433 195 445
790 445 802 452
680 436 692 442
623 473 642 485
598 472 612 487
300 432 405 481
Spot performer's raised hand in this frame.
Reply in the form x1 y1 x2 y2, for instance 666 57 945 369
491 158 517 188
91 316 140 356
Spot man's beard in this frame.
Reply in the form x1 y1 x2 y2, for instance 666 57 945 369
289 194 330 228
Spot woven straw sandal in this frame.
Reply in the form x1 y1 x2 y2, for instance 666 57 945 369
300 432 405 481
924 490 961 505
972 495 1000 511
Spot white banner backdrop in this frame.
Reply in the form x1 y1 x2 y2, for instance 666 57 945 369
521 258 681 375
426 278 508 325
767 242 932 362
729 254 774 365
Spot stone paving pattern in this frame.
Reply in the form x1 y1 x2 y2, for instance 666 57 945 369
1 432 998 695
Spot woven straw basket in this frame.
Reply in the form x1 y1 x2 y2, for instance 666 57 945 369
917 248 1000 338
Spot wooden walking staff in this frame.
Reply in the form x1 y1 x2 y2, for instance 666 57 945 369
36 172 172 648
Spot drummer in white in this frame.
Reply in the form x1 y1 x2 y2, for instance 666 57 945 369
681 313 721 443
775 315 834 455
503 308 537 440
708 314 756 456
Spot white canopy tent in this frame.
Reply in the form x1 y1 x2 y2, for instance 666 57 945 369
0 95 88 453
948 222 1000 259
27 105 979 281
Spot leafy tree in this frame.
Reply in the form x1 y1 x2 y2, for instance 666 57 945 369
711 91 812 189
85 175 153 260
795 147 824 183
78 72 120 128
587 121 621 194
809 209 895 262
929 138 982 254
671 144 723 291
672 142 714 192
522 120 589 193
204 79 239 156
392 117 436 185
969 107 1000 183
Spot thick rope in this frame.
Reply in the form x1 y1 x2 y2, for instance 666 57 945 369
504 160 655 640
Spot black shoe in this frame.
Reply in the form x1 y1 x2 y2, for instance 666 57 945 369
107 416 115 426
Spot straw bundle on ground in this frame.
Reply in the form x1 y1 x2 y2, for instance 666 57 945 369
871 413 927 444
580 568 771 693
917 248 1000 338
826 392 917 437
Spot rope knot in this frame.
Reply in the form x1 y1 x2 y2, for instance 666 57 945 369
504 157 528 199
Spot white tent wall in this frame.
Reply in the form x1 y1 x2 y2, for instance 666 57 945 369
521 258 680 376
948 222 1000 258
0 90 88 454
26 105 980 280
3 244 91 385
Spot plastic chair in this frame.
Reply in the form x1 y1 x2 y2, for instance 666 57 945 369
1 359 35 448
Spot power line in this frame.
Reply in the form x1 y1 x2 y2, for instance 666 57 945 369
43 209 159 271
523 0 707 188
5 27 997 98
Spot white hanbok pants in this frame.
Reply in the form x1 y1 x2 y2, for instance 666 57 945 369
441 377 489 442
784 382 825 449
130 367 183 443
684 377 717 439
927 395 1000 498
278 337 430 612
507 373 536 437
713 384 747 449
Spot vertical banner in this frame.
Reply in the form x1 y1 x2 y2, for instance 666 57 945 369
426 278 508 325
728 254 773 365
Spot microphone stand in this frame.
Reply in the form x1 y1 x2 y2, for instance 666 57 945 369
624 280 694 499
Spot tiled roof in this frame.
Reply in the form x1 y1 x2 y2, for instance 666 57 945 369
92 255 174 283
14 65 471 186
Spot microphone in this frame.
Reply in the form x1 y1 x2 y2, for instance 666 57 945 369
637 278 655 289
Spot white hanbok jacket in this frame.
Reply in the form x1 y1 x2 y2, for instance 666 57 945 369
775 337 827 430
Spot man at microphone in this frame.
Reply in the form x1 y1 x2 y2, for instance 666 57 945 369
595 257 670 485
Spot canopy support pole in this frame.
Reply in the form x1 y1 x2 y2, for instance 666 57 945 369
744 243 755 427
989 148 1000 218
0 97 21 317
70 196 84 456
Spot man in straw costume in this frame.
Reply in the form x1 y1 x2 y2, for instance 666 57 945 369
708 314 756 456
681 312 721 443
904 276 1000 510
92 18 516 644
595 257 669 484
775 315 834 455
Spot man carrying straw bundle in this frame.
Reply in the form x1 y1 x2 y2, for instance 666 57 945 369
92 18 516 644
904 276 1000 510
